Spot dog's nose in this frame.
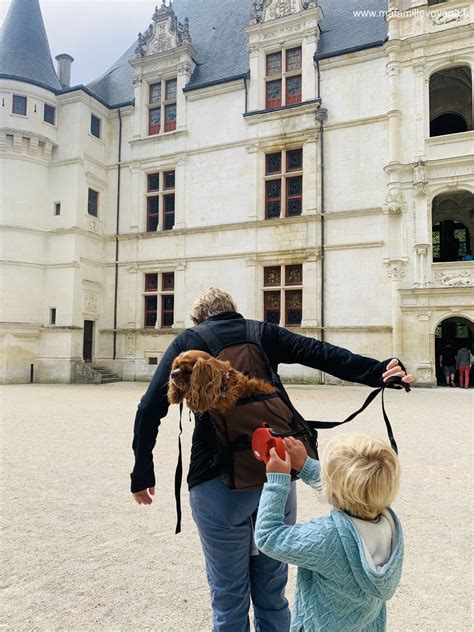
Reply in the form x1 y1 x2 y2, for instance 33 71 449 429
171 369 181 378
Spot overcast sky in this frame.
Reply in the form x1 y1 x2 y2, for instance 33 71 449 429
0 1 159 85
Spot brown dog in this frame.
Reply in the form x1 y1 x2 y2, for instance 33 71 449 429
167 350 276 414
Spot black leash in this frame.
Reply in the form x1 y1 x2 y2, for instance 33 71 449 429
303 376 410 454
174 402 184 534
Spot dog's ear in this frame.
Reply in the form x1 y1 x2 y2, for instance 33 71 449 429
167 380 184 405
186 357 223 413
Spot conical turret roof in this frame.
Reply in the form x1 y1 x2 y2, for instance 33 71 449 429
0 0 61 91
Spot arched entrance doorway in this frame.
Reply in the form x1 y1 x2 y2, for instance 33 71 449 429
435 317 473 386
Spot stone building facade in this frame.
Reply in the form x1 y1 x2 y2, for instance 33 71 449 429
1 0 473 385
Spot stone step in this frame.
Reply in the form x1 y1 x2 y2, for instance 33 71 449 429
90 364 121 383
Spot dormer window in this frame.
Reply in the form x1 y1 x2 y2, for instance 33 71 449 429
265 47 302 110
148 78 177 136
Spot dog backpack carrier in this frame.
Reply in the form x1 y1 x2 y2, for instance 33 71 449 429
173 320 408 533
191 319 319 491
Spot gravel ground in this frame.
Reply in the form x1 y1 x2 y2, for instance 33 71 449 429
1 383 472 632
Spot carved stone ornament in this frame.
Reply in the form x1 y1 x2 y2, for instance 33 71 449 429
430 9 465 26
386 261 406 281
84 292 98 313
416 367 433 383
135 1 191 58
383 189 405 215
87 218 103 234
435 271 473 287
249 0 316 24
127 332 136 356
413 159 427 196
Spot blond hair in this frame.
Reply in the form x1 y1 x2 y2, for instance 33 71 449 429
191 287 237 325
322 434 400 520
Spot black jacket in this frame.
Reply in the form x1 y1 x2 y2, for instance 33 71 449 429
130 312 390 493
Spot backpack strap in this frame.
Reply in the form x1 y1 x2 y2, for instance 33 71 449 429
191 323 224 356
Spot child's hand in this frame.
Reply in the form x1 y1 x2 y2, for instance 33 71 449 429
283 437 307 472
266 447 291 474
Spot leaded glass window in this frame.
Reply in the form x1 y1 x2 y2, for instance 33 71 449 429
166 79 177 100
266 80 282 109
264 266 281 286
263 265 303 327
150 83 161 103
266 52 282 76
265 180 281 219
286 47 302 71
266 152 282 175
264 291 281 324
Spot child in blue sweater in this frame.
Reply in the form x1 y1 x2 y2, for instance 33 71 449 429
255 434 403 632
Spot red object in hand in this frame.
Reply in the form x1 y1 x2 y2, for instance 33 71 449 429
252 427 286 464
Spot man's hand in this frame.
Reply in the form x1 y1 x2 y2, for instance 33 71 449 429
283 437 307 472
382 358 414 388
266 447 291 474
132 487 155 505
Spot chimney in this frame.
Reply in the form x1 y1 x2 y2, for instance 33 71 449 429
55 53 74 88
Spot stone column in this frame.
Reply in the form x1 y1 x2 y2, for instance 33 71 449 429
173 261 186 329
246 257 259 320
246 143 259 221
301 255 319 328
416 312 434 384
302 134 318 216
413 62 426 158
247 44 259 112
176 62 192 133
174 156 187 229
386 260 405 359
386 60 401 166
132 75 144 140
129 163 142 233
302 32 318 102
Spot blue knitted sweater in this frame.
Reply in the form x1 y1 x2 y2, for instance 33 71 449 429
255 458 404 632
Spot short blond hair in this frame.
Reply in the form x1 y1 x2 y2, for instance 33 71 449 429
191 287 237 325
322 434 400 520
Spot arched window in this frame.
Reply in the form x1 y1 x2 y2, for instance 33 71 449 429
432 220 469 262
429 66 472 137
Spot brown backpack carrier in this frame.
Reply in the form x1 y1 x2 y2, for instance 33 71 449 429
191 320 319 491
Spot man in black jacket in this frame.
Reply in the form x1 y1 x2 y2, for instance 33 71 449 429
131 288 412 632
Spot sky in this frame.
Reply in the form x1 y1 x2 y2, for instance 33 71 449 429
0 0 160 85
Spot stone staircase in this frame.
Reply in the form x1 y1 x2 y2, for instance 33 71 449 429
73 361 121 384
90 364 121 384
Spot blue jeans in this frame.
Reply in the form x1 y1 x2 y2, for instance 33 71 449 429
189 476 297 632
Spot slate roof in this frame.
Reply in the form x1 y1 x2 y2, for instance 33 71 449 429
0 0 388 107
87 0 388 107
0 0 61 91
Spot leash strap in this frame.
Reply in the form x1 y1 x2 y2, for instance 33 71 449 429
305 386 399 454
174 402 184 534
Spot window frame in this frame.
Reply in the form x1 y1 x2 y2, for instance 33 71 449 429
265 46 302 110
263 264 303 327
12 94 27 116
90 114 102 139
87 188 99 217
264 148 303 219
145 170 175 232
43 103 56 126
143 272 175 329
54 202 61 216
147 77 177 136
